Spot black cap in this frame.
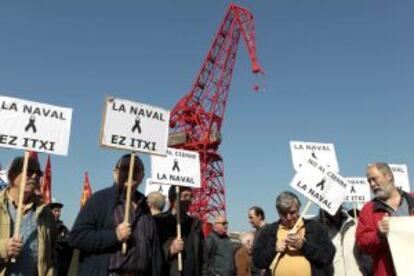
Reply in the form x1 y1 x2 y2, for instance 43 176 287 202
47 202 64 209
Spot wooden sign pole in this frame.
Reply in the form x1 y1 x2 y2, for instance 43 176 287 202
11 151 30 263
175 186 183 271
353 203 357 219
122 152 135 255
269 200 312 273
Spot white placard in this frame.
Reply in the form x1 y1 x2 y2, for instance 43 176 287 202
389 164 411 193
388 217 414 276
345 177 371 203
290 157 347 215
144 178 170 198
0 96 72 156
290 141 339 173
151 147 201 188
100 97 170 156
0 170 7 188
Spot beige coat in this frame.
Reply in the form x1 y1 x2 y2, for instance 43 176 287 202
0 189 56 276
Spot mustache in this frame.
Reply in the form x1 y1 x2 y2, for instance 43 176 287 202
25 180 39 187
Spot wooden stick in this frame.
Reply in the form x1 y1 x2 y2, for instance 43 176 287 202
353 203 357 220
122 152 135 255
269 200 312 273
345 210 357 223
176 186 183 271
11 151 30 263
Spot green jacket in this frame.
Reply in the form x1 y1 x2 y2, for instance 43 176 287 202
0 189 56 276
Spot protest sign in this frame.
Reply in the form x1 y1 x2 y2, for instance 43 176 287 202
151 147 201 188
388 216 414 276
290 157 347 215
151 147 200 271
389 164 411 192
0 95 72 155
100 97 170 156
344 177 371 203
144 178 170 198
290 141 339 173
0 170 7 189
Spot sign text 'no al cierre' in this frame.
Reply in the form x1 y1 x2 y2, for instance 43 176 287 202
151 147 201 188
290 157 347 215
290 141 340 173
0 95 72 155
100 97 170 156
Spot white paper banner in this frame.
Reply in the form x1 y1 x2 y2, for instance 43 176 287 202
290 141 339 173
0 96 72 155
151 147 201 188
290 157 347 215
344 177 371 203
389 164 411 193
388 217 414 276
100 97 170 156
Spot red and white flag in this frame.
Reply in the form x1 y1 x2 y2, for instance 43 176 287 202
80 171 92 208
42 155 52 204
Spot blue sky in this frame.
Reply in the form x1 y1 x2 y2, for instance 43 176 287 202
0 0 413 231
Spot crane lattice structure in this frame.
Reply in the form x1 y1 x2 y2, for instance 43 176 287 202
169 3 264 223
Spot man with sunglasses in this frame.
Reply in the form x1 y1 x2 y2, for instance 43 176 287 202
206 215 235 276
156 185 208 276
69 154 162 276
0 156 56 275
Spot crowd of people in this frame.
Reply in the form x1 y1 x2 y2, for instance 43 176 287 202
0 154 412 276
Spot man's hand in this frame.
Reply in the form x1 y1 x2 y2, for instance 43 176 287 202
276 238 287 252
286 233 304 250
378 213 390 236
169 237 184 255
116 222 131 242
6 237 23 258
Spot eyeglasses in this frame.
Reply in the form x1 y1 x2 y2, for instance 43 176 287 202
215 221 228 226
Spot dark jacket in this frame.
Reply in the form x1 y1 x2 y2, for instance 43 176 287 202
356 191 414 276
68 185 162 276
155 210 208 276
56 220 73 276
252 219 335 276
206 231 235 276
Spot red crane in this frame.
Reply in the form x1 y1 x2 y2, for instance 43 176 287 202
169 3 264 224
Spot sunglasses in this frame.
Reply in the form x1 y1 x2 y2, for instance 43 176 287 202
27 169 43 177
215 221 228 226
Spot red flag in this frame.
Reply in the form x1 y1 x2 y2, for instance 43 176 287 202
28 150 38 161
80 172 92 208
41 155 52 204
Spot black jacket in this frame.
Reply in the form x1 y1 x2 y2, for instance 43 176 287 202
155 210 209 276
69 185 162 276
253 219 335 276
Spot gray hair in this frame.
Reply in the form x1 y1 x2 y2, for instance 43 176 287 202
276 191 301 213
369 162 394 183
147 191 166 212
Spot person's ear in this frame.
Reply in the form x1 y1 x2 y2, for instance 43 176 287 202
113 169 119 184
385 173 393 182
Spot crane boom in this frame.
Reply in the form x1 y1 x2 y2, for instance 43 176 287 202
169 3 264 223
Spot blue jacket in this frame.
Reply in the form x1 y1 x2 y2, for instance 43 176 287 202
69 185 162 276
